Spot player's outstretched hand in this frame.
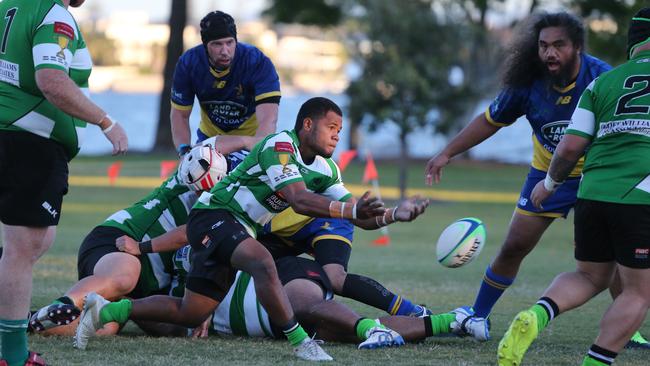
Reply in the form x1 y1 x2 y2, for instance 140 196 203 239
395 195 430 222
425 153 450 185
530 180 553 210
355 191 385 219
103 121 128 155
116 235 140 255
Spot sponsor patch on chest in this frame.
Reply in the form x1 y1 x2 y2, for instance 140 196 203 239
540 120 570 147
274 142 294 153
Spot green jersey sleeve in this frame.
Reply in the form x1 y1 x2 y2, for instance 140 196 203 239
32 7 80 72
566 79 597 140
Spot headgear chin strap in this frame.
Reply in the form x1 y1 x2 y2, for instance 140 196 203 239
200 11 237 47
627 8 650 59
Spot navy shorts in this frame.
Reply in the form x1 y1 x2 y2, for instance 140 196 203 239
516 167 580 218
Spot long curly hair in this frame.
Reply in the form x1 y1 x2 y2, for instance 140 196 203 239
502 12 585 88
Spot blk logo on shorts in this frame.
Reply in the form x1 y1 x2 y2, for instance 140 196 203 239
42 201 58 218
634 248 649 259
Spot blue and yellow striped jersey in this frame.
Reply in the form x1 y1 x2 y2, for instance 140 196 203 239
485 53 610 176
171 43 281 138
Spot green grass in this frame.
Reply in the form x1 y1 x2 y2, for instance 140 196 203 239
22 157 650 365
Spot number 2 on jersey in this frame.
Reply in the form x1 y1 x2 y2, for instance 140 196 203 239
1 7 17 54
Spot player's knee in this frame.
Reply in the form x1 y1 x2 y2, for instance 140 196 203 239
322 265 346 293
110 275 138 295
246 255 278 283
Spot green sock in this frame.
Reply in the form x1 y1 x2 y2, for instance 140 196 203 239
581 356 608 366
631 331 648 344
429 313 456 334
0 318 29 366
98 299 132 325
355 318 380 340
283 323 309 346
529 304 550 333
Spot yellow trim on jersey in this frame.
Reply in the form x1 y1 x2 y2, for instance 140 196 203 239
269 209 315 238
484 107 509 127
311 235 352 248
199 109 259 137
531 136 583 177
209 66 231 78
171 101 193 111
515 207 563 218
553 81 576 94
255 91 281 102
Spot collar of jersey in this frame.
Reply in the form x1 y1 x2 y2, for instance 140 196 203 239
631 48 650 60
210 66 231 78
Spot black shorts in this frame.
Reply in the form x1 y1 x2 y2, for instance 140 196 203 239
259 234 352 270
275 256 333 295
575 199 650 269
0 131 69 226
268 256 334 338
185 209 248 302
77 225 168 298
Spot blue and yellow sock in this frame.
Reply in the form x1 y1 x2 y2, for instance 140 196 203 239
388 296 419 316
473 266 514 318
0 318 29 366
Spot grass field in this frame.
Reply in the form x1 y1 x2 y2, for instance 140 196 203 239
21 156 650 365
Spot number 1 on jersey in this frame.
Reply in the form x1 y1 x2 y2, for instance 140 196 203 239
1 7 17 54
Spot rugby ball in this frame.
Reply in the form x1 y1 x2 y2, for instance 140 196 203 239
436 217 486 268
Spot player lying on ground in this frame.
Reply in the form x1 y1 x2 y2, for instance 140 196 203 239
26 146 238 336
80 251 461 350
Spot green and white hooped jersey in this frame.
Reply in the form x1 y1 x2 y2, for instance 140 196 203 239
211 271 274 338
566 49 650 204
193 129 352 236
0 0 92 159
102 174 196 294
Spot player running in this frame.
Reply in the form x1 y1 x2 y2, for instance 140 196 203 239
424 12 650 347
498 9 650 365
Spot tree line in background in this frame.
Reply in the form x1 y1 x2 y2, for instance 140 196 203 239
152 0 646 198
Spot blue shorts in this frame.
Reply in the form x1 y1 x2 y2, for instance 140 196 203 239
516 167 580 218
260 218 354 268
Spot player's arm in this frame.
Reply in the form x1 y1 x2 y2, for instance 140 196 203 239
254 102 279 140
116 225 188 256
278 182 385 220
346 195 430 230
35 69 127 155
425 113 500 185
171 106 193 154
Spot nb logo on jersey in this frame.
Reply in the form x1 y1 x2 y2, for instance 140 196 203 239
42 201 58 218
213 80 227 89
555 96 572 105
143 199 161 210
320 221 332 231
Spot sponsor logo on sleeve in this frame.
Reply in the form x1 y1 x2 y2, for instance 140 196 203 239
54 22 75 40
274 142 294 173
